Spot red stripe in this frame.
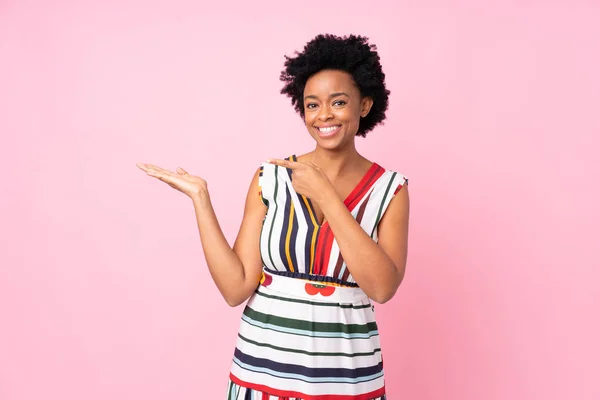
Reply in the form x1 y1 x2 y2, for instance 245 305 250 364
318 224 335 276
230 373 386 400
341 261 352 281
339 190 373 281
355 191 373 225
394 183 403 195
345 164 385 211
332 251 345 280
313 227 326 275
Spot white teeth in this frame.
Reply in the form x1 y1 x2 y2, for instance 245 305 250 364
318 126 339 133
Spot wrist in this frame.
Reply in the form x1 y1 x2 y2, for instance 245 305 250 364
315 185 339 211
190 186 210 205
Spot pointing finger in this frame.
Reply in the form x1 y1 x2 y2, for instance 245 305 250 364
266 158 302 169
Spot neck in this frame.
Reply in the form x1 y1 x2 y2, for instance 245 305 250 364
310 145 364 180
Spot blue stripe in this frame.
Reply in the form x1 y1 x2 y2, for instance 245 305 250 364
234 348 383 379
278 185 292 271
289 191 299 272
233 357 383 385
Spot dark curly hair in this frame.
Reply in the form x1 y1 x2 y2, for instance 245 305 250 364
280 34 390 137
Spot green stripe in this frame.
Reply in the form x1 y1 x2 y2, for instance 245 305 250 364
266 165 279 268
226 380 233 399
238 333 381 358
254 288 371 309
243 307 378 335
370 172 397 238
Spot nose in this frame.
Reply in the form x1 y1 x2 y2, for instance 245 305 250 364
317 104 333 121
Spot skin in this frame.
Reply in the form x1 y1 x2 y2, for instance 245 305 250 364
137 69 410 306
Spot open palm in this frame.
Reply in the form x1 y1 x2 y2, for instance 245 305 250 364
137 163 207 198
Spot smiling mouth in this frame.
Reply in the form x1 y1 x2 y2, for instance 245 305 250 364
316 125 341 137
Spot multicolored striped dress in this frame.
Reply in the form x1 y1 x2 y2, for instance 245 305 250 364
227 155 407 400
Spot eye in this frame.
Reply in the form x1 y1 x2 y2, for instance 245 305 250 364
306 103 318 109
333 100 347 106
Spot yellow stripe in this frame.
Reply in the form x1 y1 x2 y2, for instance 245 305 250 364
299 278 352 288
285 202 295 272
309 228 318 274
301 196 319 274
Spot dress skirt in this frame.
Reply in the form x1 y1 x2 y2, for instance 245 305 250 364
227 270 387 400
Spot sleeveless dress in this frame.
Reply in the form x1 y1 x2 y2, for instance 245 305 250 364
227 155 408 400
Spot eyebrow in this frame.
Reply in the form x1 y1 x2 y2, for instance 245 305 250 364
304 92 350 101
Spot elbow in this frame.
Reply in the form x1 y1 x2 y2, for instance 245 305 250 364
223 287 254 307
222 278 259 307
370 272 405 304
370 289 396 304
223 295 248 308
225 298 241 307
224 294 247 307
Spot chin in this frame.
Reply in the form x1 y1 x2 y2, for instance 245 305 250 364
316 138 348 151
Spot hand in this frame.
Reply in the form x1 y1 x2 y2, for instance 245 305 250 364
136 163 207 198
267 159 333 205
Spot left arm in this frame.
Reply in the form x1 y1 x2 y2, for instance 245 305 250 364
318 183 409 303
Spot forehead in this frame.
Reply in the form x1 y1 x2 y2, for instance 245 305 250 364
304 70 359 95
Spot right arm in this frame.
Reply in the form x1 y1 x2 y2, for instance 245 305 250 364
137 163 267 307
191 169 266 306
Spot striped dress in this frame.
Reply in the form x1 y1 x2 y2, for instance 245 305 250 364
227 155 407 400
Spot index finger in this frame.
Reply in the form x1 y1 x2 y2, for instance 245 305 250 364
266 158 302 169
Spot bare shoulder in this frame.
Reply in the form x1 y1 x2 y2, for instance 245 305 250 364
242 166 267 214
387 181 409 215
376 172 409 270
379 169 409 226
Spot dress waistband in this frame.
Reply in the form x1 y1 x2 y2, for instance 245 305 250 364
259 270 369 304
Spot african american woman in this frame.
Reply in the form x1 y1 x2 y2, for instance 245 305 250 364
137 34 410 400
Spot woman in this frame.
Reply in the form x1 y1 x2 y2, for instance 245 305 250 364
137 34 409 400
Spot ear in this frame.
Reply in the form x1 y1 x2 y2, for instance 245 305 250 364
360 96 374 118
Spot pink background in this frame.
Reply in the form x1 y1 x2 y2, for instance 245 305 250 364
1 1 599 399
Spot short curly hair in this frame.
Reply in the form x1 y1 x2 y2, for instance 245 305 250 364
280 34 390 137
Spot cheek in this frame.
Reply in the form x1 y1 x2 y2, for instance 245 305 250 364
338 109 360 125
304 118 313 130
339 106 359 120
305 113 318 128
303 111 312 124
